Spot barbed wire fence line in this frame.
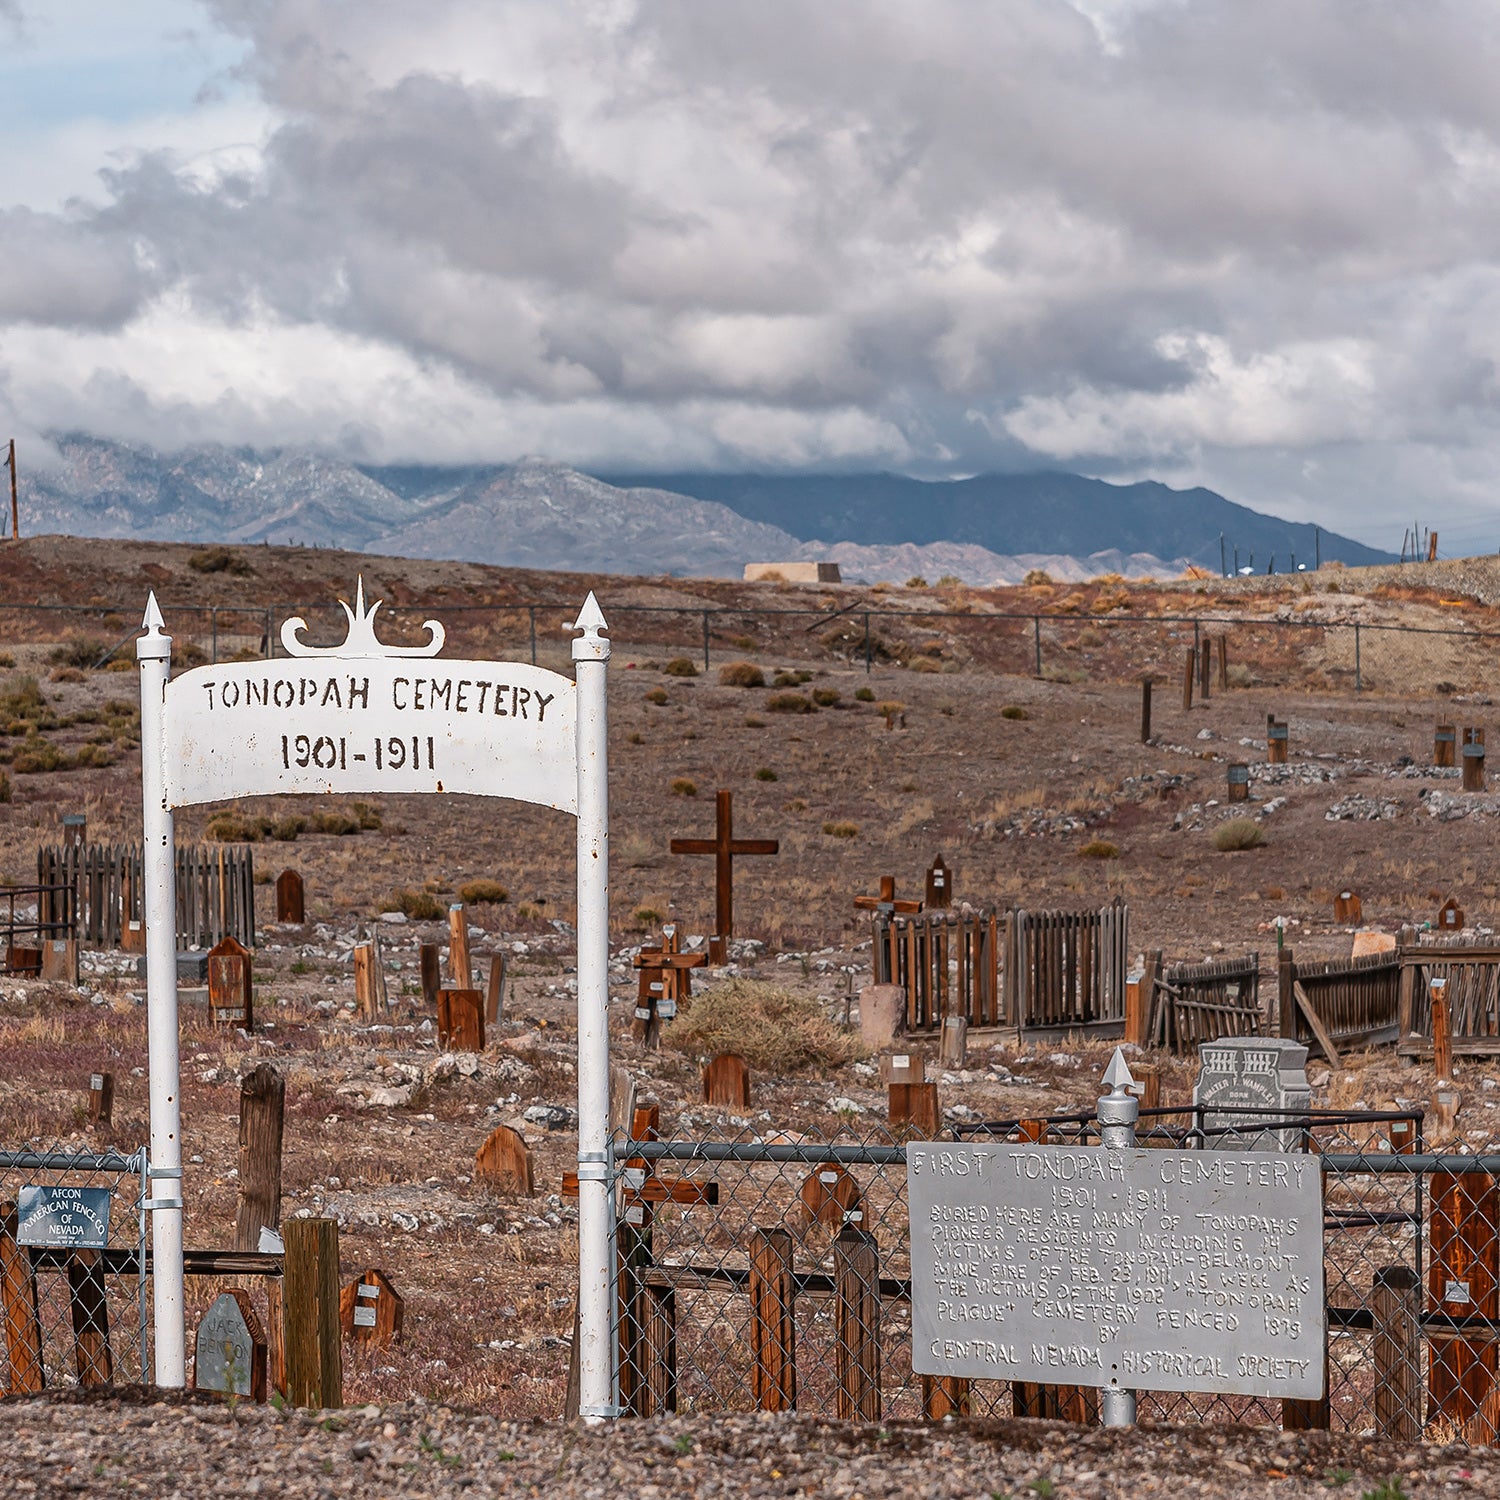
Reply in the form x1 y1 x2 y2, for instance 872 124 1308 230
0 600 1495 699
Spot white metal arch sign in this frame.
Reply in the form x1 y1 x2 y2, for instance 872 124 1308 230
138 581 615 1417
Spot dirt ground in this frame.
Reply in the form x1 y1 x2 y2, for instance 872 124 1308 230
0 536 1498 1438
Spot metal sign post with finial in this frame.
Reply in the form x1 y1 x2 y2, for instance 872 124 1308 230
1097 1047 1139 1429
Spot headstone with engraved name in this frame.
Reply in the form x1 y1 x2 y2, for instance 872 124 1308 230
1193 1037 1310 1152
193 1289 268 1401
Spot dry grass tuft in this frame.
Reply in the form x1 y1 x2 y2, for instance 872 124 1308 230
459 879 509 904
1078 839 1120 859
718 661 765 687
665 979 864 1072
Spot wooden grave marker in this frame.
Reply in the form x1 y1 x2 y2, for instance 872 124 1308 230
925 856 952 909
702 1052 752 1109
940 1015 968 1068
207 934 253 1029
1436 724 1457 769
40 938 78 986
437 987 484 1052
88 1071 113 1129
799 1164 862 1230
485 953 506 1025
234 1063 284 1253
855 876 922 994
448 902 472 988
194 1289 268 1402
1428 1172 1499 1429
1333 890 1362 925
1182 647 1195 711
879 1051 924 1085
339 1268 404 1347
632 924 705 1050
418 943 441 1005
275 869 305 924
353 937 389 1019
282 1216 342 1410
475 1124 534 1196
1463 727 1487 792
888 1081 940 1137
1226 762 1250 803
1439 897 1465 933
669 789 779 964
1267 714 1289 764
1433 979 1454 1085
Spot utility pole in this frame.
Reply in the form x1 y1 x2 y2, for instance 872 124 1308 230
1219 533 1226 577
1314 527 1320 569
5 439 15 541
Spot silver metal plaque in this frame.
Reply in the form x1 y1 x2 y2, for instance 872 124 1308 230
908 1144 1325 1399
195 1292 260 1397
16 1185 110 1249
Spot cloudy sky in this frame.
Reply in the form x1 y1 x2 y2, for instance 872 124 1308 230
3 1 1500 548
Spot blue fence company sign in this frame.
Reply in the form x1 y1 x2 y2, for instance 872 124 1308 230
16 1185 111 1249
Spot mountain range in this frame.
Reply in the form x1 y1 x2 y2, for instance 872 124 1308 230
10 434 1392 585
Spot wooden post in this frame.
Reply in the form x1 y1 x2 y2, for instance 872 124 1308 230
1136 1064 1161 1114
0 1200 43 1394
888 1081 940 1138
940 1015 968 1068
749 1228 797 1412
437 988 484 1051
1277 946 1296 1040
1463 727 1487 792
234 1064 284 1253
1268 715 1289 764
1124 971 1147 1048
1198 639 1211 701
1371 1266 1421 1441
1140 677 1152 743
638 1286 676 1415
353 942 380 1018
922 1374 970 1420
40 938 79 986
419 943 441 1006
1433 979 1453 1084
485 953 506 1025
925 856 952 909
1428 1173 1499 1428
1227 762 1249 802
1217 635 1228 691
88 1071 114 1129
1281 1354 1331 1432
67 1251 112 1387
1182 647 1195 710
833 1227 881 1422
283 1217 342 1409
448 903 471 989
1436 724 1457 769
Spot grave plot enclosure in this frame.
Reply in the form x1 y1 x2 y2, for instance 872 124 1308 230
872 900 1127 1037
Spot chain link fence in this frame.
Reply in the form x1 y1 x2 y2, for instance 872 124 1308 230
0 1146 149 1394
610 1104 1500 1442
0 600 1493 699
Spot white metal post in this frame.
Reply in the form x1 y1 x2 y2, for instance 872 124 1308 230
571 593 615 1421
1098 1047 1139 1428
137 594 186 1385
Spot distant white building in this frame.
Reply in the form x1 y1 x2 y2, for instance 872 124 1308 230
743 562 842 583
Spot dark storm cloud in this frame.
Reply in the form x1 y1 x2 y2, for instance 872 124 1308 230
10 0 1500 533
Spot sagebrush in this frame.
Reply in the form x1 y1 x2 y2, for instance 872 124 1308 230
666 979 865 1072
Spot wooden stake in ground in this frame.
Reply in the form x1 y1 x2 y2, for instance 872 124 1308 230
448 903 472 988
234 1064 285 1253
668 789 778 964
88 1071 114 1129
1463 727 1487 792
282 1217 342 1410
1140 677 1152 743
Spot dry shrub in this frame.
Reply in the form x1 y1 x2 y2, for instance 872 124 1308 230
666 979 864 1072
1000 705 1029 721
754 767 778 782
718 661 765 687
822 820 859 838
0 771 10 803
907 655 944 673
811 687 840 707
767 692 813 714
11 735 65 773
1023 569 1053 586
459 879 509 904
663 657 699 678
670 777 697 796
854 687 874 702
49 666 84 684
1078 839 1119 859
1213 818 1265 852
632 906 664 928
383 888 444 919
188 546 254 576
644 687 669 706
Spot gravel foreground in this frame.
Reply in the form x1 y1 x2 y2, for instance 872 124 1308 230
0 1393 1492 1499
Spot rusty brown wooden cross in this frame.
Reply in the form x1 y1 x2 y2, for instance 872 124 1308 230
669 789 778 963
853 875 923 917
632 923 706 1048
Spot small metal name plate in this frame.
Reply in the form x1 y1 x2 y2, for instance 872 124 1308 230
16 1184 111 1249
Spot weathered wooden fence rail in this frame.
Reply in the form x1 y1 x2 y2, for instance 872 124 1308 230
1147 952 1262 1052
1278 947 1402 1057
1397 932 1500 1061
37 842 257 949
871 899 1127 1037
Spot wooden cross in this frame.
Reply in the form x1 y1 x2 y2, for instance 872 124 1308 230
853 875 923 917
561 1106 719 1212
668 789 778 964
632 923 706 1049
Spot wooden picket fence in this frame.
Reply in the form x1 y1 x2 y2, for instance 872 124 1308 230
1278 947 1402 1057
872 899 1127 1037
37 843 257 949
1145 952 1262 1052
1397 930 1500 1062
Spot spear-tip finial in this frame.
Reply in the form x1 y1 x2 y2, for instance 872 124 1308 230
1102 1046 1137 1095
142 592 165 633
572 591 608 637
